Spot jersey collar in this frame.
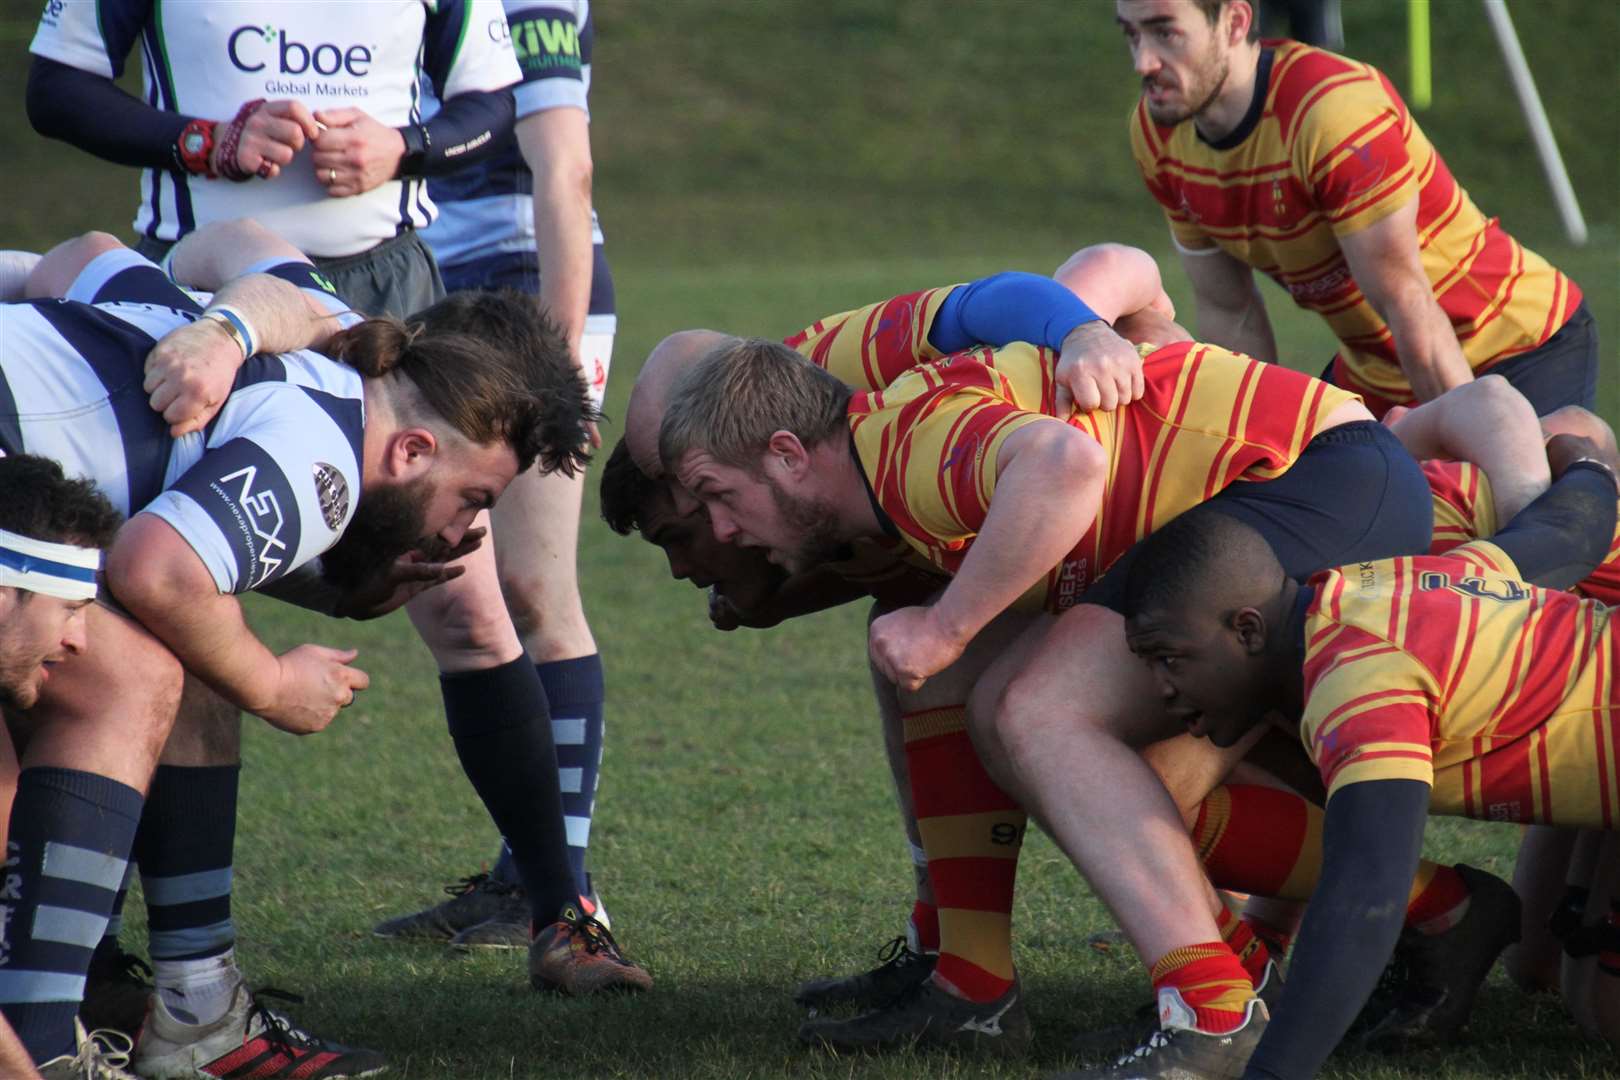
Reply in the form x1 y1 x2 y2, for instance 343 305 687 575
1199 47 1275 151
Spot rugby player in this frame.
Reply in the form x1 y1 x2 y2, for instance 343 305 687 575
1118 0 1595 416
27 0 520 317
1118 447 1620 1077
381 0 622 949
0 454 143 1079
0 234 597 1078
657 289 1440 1070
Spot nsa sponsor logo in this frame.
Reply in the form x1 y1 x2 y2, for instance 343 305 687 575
314 462 350 531
228 25 375 77
214 464 288 587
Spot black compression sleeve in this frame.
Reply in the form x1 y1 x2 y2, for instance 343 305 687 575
1242 780 1431 1080
416 88 515 176
1487 461 1618 590
26 56 193 169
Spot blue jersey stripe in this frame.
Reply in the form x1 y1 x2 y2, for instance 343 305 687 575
301 387 365 469
31 303 172 514
0 364 22 455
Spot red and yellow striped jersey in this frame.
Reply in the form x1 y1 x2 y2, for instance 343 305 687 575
787 286 961 392
846 340 1358 611
1423 459 1620 605
1300 541 1620 828
1129 40 1581 413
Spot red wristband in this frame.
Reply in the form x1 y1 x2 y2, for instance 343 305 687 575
215 98 267 183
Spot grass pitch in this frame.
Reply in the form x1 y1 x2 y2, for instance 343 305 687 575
1 0 1617 1076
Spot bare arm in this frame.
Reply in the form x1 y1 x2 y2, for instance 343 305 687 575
516 107 594 359
1054 242 1176 324
1338 199 1472 402
869 421 1106 690
1181 242 1279 363
105 514 368 734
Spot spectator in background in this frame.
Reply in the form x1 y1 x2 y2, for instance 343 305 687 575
375 0 623 951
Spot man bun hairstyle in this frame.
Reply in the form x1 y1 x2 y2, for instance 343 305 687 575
328 290 596 477
0 454 123 550
658 337 853 474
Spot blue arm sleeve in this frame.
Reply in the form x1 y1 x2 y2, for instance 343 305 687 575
1242 779 1430 1080
1489 462 1617 590
420 88 516 176
927 272 1101 355
27 57 191 169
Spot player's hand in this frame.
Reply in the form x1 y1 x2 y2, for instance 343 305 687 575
144 317 248 436
333 529 487 620
311 108 408 197
869 605 966 692
1054 320 1144 415
708 586 743 631
213 100 321 180
262 645 369 734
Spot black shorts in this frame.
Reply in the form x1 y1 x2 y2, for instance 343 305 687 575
1081 420 1433 611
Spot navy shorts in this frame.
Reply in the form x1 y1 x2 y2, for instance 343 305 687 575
1082 420 1434 611
439 246 617 319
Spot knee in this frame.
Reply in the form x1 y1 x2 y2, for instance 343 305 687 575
497 564 581 643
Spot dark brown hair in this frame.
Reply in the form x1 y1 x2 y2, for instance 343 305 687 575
1191 0 1260 43
599 437 662 536
0 454 123 549
328 290 596 477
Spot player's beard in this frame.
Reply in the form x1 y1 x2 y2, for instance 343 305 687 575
1144 45 1230 126
0 614 47 711
321 475 435 593
766 477 844 575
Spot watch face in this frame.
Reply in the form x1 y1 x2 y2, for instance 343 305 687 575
183 132 206 154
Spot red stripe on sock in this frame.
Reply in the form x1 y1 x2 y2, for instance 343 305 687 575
906 733 1021 818
934 953 1013 1002
1199 785 1316 898
911 900 940 952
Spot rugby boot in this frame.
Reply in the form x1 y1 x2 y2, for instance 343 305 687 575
1053 992 1268 1079
371 872 525 943
1070 958 1285 1065
451 883 609 950
794 936 937 1012
1358 863 1521 1052
133 982 386 1079
38 1019 139 1079
528 905 652 995
79 940 153 1043
798 977 1031 1055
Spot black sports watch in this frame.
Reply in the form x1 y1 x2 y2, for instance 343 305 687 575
396 124 430 179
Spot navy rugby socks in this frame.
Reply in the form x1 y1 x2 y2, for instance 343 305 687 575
442 657 578 921
536 655 605 898
0 767 142 1062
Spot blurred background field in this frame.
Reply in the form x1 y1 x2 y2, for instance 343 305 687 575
1 1 1617 1076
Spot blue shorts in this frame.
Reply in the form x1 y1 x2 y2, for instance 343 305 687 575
1082 420 1433 611
439 246 617 319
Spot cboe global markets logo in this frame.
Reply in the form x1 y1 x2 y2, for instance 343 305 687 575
229 25 376 95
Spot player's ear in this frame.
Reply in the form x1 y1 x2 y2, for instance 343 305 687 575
1227 0 1254 47
387 427 439 479
766 430 810 476
1231 606 1267 655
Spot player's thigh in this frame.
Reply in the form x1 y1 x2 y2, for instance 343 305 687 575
1141 729 1264 826
1009 603 1169 743
407 512 524 672
15 603 181 789
159 673 242 766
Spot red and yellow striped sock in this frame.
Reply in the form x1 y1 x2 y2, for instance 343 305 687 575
910 900 941 953
903 706 1022 1003
1149 943 1255 1034
1406 861 1471 934
1194 784 1469 933
1214 904 1272 987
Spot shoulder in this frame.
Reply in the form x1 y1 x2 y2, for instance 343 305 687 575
1270 41 1399 149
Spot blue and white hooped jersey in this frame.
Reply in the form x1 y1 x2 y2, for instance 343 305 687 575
0 249 365 596
421 0 610 316
30 0 519 257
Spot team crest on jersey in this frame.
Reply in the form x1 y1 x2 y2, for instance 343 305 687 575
313 463 349 530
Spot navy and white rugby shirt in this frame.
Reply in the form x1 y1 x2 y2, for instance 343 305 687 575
0 249 365 595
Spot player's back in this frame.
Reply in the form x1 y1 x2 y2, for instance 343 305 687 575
1303 542 1620 825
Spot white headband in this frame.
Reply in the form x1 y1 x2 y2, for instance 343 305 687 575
0 528 101 601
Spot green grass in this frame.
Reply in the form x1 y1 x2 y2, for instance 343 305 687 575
1 0 1618 1076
